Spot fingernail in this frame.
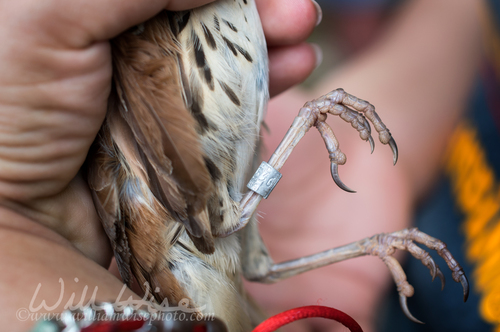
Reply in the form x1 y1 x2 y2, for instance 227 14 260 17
310 43 323 70
311 0 323 27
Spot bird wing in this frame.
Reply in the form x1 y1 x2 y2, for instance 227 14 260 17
111 16 214 238
87 12 216 291
169 2 269 236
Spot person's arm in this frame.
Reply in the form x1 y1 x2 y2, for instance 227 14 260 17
248 0 483 331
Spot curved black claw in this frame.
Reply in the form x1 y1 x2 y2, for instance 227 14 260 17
368 136 375 154
427 258 437 282
362 117 375 153
363 116 372 134
331 163 356 193
436 267 446 291
461 274 469 302
389 137 398 165
399 295 424 324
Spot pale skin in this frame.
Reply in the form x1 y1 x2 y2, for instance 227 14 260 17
0 0 320 330
247 0 483 331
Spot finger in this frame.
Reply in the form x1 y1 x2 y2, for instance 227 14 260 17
269 43 321 97
36 0 215 47
256 0 321 46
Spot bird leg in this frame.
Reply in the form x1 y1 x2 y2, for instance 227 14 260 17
240 225 469 324
230 88 467 323
232 88 398 233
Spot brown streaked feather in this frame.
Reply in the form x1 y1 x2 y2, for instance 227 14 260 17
109 11 213 241
124 202 188 304
107 106 189 224
88 10 218 303
186 209 215 254
89 113 192 303
87 121 133 285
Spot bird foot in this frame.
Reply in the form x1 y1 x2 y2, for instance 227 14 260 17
299 88 398 193
361 227 469 323
229 88 398 235
265 88 397 194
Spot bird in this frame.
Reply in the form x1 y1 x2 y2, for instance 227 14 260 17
88 1 268 330
87 0 469 331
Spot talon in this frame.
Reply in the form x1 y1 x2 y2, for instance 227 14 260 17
368 136 375 154
389 137 398 165
428 259 437 282
399 294 424 324
361 116 374 153
363 117 372 134
436 267 445 291
330 163 356 193
460 274 469 302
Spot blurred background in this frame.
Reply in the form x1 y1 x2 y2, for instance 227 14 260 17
306 0 407 86
246 0 495 331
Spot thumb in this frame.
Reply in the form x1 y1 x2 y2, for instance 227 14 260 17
85 0 216 41
11 0 215 48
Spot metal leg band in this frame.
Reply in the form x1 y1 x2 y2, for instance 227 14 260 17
246 161 282 199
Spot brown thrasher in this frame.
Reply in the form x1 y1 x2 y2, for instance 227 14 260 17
87 0 469 330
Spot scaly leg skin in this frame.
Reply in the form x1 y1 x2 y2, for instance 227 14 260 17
235 88 398 231
241 225 469 324
232 88 468 323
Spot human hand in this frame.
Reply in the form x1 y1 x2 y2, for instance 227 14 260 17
0 1 320 330
0 0 321 264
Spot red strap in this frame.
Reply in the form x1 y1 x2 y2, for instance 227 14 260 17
72 305 362 332
252 305 363 332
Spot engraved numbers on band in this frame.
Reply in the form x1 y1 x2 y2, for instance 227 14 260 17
247 161 282 199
